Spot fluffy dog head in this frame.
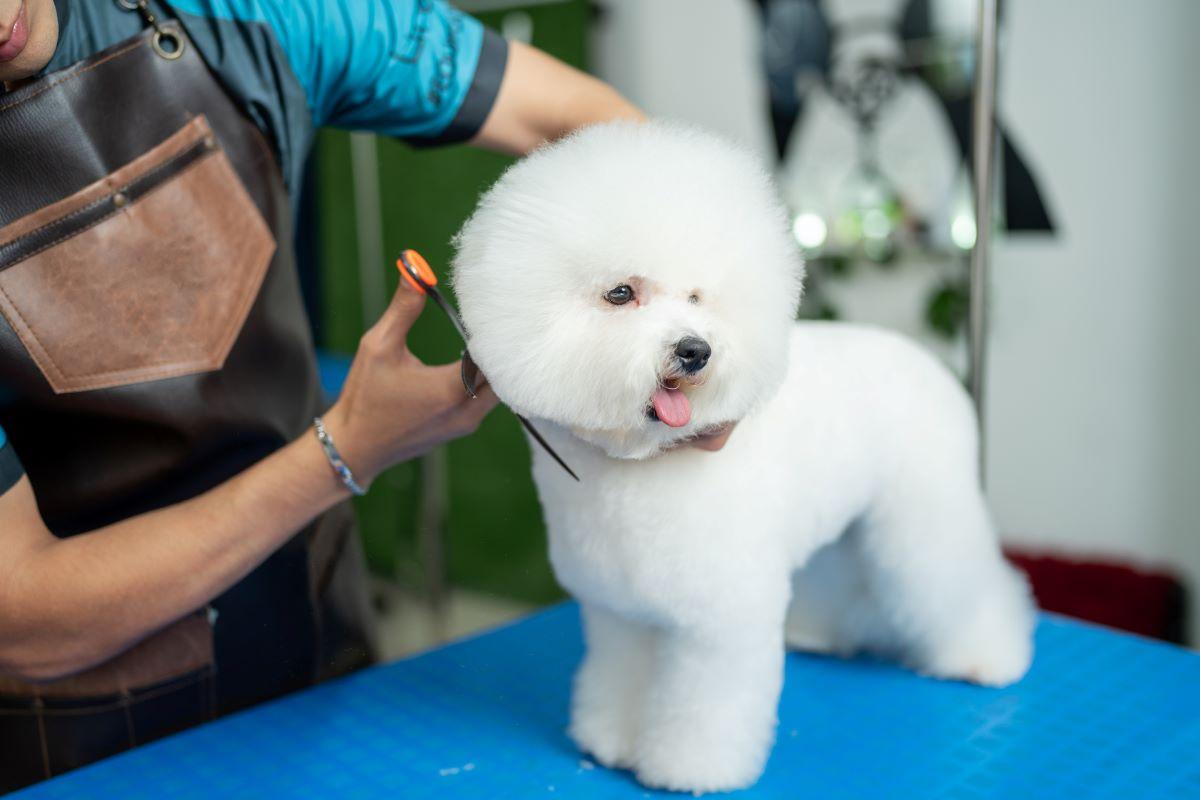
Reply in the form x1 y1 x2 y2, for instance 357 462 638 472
452 122 804 459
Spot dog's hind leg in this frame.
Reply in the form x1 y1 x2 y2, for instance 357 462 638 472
847 480 1035 687
785 524 888 657
569 604 654 769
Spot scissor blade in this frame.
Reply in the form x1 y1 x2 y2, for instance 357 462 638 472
516 414 580 482
426 287 469 341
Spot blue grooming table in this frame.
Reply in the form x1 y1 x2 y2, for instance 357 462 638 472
10 603 1200 799
316 350 353 401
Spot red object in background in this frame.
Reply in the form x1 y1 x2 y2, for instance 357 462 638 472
1004 549 1189 645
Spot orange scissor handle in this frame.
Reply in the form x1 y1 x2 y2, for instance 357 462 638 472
397 249 438 295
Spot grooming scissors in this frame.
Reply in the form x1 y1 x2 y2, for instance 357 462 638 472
396 249 580 482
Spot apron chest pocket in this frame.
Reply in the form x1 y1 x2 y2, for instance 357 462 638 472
0 115 275 394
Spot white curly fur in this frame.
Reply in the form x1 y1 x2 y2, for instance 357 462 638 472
452 121 1035 794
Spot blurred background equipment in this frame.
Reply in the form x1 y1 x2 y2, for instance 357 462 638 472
305 0 1198 655
755 0 1053 342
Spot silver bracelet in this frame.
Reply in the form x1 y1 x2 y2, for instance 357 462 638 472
313 417 366 496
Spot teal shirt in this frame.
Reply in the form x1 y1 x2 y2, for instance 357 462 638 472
45 0 507 195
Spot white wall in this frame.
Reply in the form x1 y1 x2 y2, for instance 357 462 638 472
592 0 1200 641
989 1 1200 639
590 0 773 158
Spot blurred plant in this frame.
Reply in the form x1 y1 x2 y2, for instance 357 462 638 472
925 277 969 338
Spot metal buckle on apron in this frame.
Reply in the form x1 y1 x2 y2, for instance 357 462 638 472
116 0 185 61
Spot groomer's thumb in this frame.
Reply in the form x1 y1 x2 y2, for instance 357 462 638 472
374 277 428 344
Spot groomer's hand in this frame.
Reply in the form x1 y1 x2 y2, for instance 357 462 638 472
322 281 498 488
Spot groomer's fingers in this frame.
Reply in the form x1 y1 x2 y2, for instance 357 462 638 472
458 381 498 417
425 361 499 409
449 381 499 436
420 361 499 435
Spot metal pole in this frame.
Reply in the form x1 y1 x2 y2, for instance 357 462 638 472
349 132 388 324
968 0 999 482
417 448 450 642
349 132 449 632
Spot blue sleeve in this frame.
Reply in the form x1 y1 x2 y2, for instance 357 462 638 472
0 425 22 495
171 0 509 144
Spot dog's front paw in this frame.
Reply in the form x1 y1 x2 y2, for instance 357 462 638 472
633 730 771 795
569 703 634 769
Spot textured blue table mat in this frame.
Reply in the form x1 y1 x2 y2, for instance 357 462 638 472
10 603 1200 799
316 350 352 401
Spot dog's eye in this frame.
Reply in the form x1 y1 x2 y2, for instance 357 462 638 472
604 285 635 305
688 292 701 305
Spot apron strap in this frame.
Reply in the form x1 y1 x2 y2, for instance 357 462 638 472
116 0 186 61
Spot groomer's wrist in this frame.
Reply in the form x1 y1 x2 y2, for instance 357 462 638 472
284 430 356 509
317 406 380 492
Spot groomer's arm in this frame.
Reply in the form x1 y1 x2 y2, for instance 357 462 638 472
0 285 496 682
299 1 641 155
470 40 644 155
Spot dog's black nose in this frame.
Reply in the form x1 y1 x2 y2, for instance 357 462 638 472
674 336 711 373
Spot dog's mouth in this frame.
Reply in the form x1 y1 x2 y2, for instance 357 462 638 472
646 377 693 428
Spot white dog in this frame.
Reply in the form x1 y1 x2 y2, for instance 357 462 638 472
452 122 1034 794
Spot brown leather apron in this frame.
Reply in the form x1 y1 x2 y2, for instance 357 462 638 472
0 17 376 792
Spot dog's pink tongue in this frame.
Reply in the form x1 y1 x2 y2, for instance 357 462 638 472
652 387 691 428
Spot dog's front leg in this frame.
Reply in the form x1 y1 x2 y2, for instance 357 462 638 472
569 604 656 769
633 625 785 793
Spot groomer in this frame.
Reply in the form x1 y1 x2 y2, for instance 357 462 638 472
0 0 645 789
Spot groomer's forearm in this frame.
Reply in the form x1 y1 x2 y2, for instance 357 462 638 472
472 40 644 156
0 433 346 680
